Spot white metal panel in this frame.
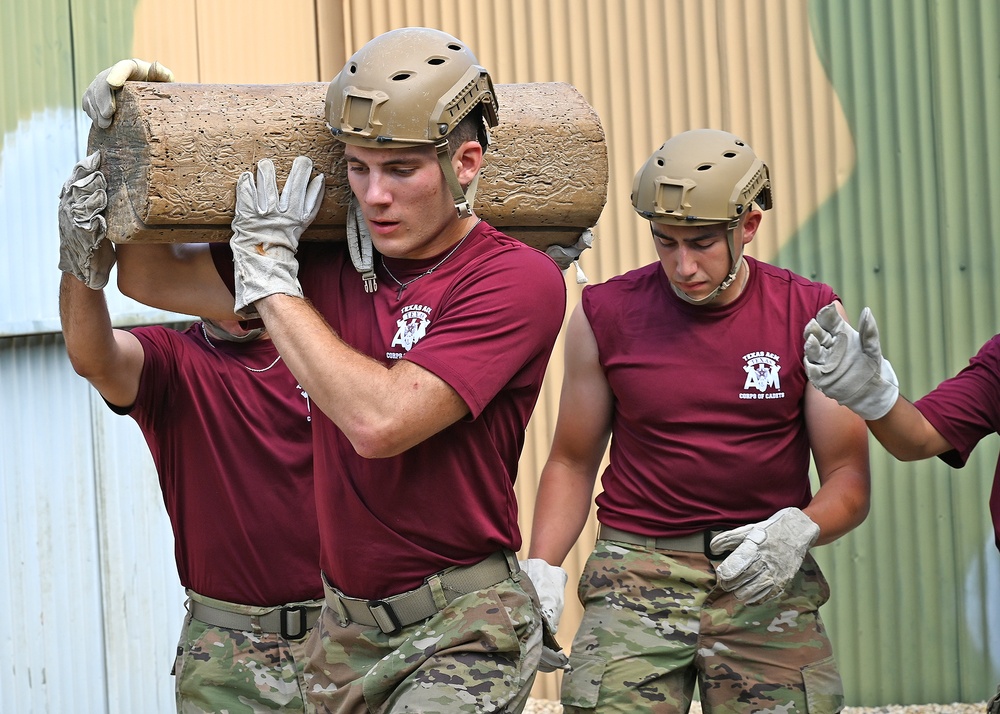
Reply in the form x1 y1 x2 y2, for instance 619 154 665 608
93 394 186 714
1 336 107 711
1 335 183 712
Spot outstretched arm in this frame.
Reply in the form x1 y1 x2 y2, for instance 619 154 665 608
804 301 954 460
867 397 954 460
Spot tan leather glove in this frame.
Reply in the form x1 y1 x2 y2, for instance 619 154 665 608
710 507 820 604
83 59 174 128
803 302 899 420
58 152 115 290
230 157 325 318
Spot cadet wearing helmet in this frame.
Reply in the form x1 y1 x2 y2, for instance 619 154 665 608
527 129 871 712
57 146 322 712
110 27 567 714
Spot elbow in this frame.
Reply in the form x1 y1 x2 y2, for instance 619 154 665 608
116 265 144 302
345 421 411 460
64 344 98 381
853 497 872 529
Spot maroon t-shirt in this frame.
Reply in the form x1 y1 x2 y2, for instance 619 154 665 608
583 256 838 536
122 323 321 605
914 334 1000 550
215 221 566 598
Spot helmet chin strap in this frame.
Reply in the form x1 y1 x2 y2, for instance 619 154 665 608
671 223 745 306
435 139 479 219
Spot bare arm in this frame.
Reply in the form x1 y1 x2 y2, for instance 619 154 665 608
528 303 613 566
867 397 954 461
116 243 239 321
59 273 145 408
803 380 872 545
256 293 469 458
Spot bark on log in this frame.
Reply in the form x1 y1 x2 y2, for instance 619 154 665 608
87 82 608 251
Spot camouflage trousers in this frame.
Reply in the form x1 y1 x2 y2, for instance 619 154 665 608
174 593 320 713
561 541 844 714
302 574 543 713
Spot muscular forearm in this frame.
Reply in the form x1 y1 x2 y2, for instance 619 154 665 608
117 243 237 320
868 397 953 461
58 273 143 406
803 467 871 546
529 461 598 565
256 293 467 457
60 273 116 372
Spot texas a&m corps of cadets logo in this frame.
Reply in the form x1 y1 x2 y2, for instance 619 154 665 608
386 304 432 360
740 350 785 400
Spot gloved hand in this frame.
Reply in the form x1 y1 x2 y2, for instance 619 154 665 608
83 58 174 129
545 228 593 284
519 558 570 672
230 157 325 318
803 302 899 420
710 507 820 604
58 151 115 289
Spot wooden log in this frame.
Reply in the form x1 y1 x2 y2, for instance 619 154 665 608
87 82 608 251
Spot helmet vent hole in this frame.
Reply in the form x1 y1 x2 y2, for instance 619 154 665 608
447 43 463 52
656 159 665 167
696 163 713 171
428 57 446 66
348 63 358 75
391 72 412 81
722 151 737 158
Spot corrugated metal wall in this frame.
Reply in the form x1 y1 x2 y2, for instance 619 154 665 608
790 0 1000 703
2 0 997 709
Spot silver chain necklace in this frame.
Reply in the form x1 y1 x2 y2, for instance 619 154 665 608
381 219 481 300
200 322 283 373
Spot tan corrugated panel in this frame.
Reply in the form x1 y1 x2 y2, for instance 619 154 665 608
316 0 349 82
131 0 200 80
132 0 323 83
194 0 321 82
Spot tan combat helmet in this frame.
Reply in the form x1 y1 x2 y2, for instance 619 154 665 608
631 129 772 304
325 27 499 219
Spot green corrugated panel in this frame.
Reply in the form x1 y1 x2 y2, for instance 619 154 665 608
0 0 139 156
785 0 999 705
0 0 75 152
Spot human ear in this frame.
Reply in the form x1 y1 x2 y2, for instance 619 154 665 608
452 141 484 187
740 210 763 244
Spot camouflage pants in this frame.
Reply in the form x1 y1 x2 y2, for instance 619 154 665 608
302 575 542 713
561 541 844 714
174 595 318 713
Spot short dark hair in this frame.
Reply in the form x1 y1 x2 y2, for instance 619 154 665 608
446 106 487 154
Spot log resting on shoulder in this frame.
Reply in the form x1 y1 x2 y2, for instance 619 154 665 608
87 82 608 251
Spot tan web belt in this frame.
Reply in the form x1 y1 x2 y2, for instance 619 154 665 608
323 550 519 635
598 524 732 560
190 598 323 640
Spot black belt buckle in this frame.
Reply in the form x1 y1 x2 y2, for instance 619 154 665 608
280 605 308 640
368 599 403 635
703 530 730 561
